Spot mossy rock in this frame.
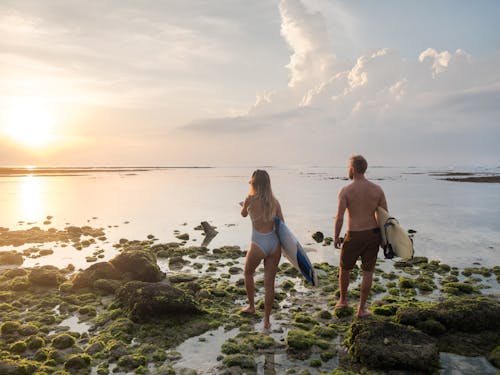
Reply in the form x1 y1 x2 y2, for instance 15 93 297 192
243 332 276 349
222 354 256 369
318 310 332 320
1 320 21 335
93 278 122 294
110 249 164 282
286 328 316 350
442 282 478 295
0 250 24 266
72 262 120 289
313 325 337 339
10 340 28 353
294 312 316 325
398 276 415 289
28 266 66 287
9 276 30 291
0 359 39 374
51 333 76 349
334 306 354 319
312 231 324 243
26 335 45 350
18 323 38 336
416 319 446 336
65 353 92 370
488 345 500 368
396 296 500 333
117 354 147 369
346 317 438 372
310 358 322 367
117 280 203 322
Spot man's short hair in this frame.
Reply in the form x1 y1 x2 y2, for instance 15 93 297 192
350 154 368 174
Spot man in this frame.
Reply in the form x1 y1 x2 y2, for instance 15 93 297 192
334 155 387 317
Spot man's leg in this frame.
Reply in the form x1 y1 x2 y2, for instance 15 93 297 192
336 266 350 307
358 270 373 317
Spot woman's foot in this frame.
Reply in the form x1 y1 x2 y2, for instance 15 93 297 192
335 300 349 309
263 320 271 330
241 305 256 314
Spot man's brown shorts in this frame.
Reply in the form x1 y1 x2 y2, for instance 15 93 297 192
340 228 381 272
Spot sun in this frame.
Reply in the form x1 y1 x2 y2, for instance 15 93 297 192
4 97 56 147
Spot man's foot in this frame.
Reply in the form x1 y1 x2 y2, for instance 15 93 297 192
240 306 255 314
357 309 371 318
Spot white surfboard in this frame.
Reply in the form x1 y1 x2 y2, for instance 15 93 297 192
376 207 414 259
274 216 318 286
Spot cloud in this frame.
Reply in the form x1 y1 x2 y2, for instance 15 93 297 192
179 0 500 165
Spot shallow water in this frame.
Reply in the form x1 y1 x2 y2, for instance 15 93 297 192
1 165 499 270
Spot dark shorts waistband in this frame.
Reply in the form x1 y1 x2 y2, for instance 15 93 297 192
346 228 380 236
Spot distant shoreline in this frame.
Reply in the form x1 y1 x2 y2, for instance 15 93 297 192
0 166 213 177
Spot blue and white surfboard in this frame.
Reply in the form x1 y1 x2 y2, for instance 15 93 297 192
274 216 318 286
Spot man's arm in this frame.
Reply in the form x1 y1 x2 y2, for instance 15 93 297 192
334 188 347 249
379 189 388 211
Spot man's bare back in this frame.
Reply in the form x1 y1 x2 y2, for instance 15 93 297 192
339 179 387 231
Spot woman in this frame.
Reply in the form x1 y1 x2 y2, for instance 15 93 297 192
240 170 283 329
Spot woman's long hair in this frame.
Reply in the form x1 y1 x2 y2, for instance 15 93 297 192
249 170 277 222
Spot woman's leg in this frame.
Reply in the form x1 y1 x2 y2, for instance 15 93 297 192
263 244 281 328
242 243 265 313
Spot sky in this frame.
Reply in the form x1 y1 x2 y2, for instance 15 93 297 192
1 0 499 167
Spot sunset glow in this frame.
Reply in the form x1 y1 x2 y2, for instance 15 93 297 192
4 97 56 148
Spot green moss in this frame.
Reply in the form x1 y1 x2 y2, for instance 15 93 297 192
64 353 92 370
442 282 477 295
26 335 45 350
313 325 337 338
242 332 276 349
51 333 76 349
488 345 500 368
286 328 315 350
221 340 245 355
18 323 39 336
398 276 415 289
222 354 256 369
416 319 446 336
10 340 27 353
1 320 21 335
310 358 322 367
334 306 354 319
318 310 332 320
117 354 147 369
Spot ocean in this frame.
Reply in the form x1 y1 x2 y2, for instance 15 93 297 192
1 165 499 271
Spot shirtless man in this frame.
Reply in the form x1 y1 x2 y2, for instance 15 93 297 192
334 155 387 317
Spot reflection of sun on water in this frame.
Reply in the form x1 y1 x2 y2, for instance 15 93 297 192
4 97 56 147
20 175 43 222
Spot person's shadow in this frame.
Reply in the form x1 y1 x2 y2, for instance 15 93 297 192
264 352 276 375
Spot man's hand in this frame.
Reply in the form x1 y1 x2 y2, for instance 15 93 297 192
334 237 343 249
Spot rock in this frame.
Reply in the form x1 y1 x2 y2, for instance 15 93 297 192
286 328 316 350
0 250 23 266
110 249 164 282
28 266 66 287
200 221 218 246
65 353 92 370
347 318 439 372
176 233 189 241
72 262 120 289
312 231 324 243
395 296 500 333
51 333 76 349
222 354 257 370
117 280 203 322
488 345 500 368
93 278 122 294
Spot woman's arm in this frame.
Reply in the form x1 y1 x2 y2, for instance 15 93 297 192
241 196 250 217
